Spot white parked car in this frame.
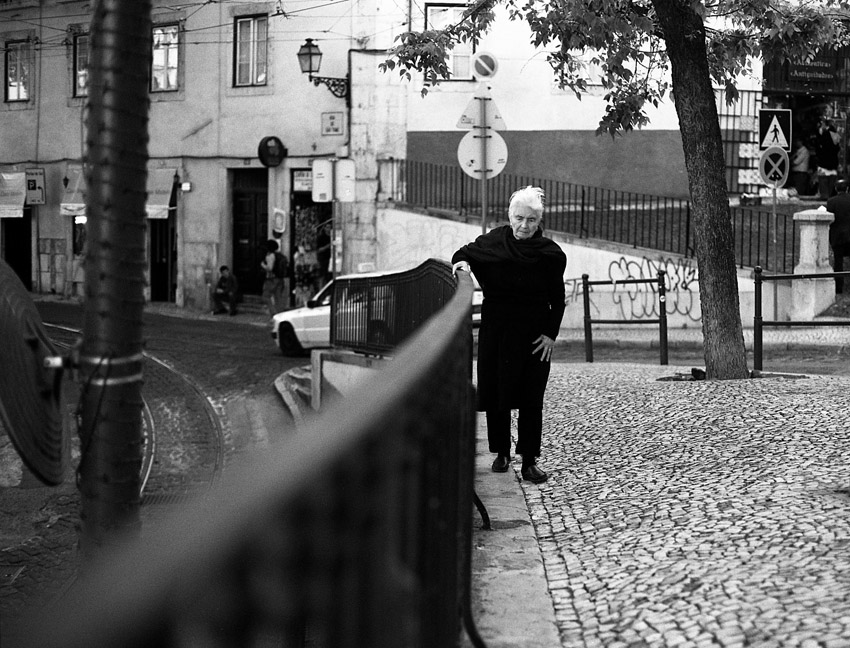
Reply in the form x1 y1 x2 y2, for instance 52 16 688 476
271 274 482 356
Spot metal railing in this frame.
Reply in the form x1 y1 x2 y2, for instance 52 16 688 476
733 205 799 274
19 273 479 648
582 271 669 365
383 159 806 273
753 266 850 371
331 258 457 355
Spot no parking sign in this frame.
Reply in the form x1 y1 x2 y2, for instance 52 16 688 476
758 146 789 188
472 52 498 79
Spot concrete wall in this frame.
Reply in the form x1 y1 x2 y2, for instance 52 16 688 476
374 206 791 330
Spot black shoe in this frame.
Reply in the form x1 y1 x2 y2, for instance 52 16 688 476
491 454 511 472
521 462 548 484
213 309 227 315
229 309 238 316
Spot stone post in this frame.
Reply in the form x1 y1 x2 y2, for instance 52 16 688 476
790 208 834 320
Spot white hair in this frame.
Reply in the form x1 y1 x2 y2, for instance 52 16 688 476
508 186 545 218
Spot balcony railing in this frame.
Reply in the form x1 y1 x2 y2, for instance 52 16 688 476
20 272 478 648
380 158 804 273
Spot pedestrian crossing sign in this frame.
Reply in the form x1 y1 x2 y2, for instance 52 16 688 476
758 109 792 152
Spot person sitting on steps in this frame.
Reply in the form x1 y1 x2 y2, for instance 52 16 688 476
212 265 239 316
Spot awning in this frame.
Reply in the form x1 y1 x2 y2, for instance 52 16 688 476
60 165 86 219
61 166 177 220
0 173 26 218
146 168 176 219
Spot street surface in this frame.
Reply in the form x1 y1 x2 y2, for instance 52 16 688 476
3 299 850 645
0 301 304 637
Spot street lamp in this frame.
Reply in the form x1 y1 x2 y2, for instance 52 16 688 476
297 38 349 101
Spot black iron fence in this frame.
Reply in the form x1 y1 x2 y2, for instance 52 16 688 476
753 266 850 371
331 258 458 355
582 271 669 365
20 273 479 648
385 159 810 273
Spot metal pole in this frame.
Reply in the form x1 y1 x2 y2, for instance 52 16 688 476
79 0 151 561
771 185 778 320
331 159 338 279
582 274 593 362
658 270 668 365
479 89 488 235
754 266 763 372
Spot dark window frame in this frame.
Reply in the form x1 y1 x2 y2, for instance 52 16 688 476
5 39 31 102
424 4 474 82
151 23 181 93
233 14 268 88
73 33 89 98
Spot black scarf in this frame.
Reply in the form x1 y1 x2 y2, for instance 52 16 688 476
462 225 563 266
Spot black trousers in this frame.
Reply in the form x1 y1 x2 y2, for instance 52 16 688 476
833 242 850 293
486 408 543 459
213 290 238 312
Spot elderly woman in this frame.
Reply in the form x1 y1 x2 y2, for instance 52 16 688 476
452 186 566 484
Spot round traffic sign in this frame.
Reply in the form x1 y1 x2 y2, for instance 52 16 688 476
472 52 498 79
457 130 508 180
759 146 789 188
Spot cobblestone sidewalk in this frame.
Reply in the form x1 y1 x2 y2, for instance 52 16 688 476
511 363 850 648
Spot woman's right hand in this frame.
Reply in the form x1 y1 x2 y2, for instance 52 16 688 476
452 261 470 277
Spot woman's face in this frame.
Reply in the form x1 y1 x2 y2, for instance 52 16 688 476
509 204 541 240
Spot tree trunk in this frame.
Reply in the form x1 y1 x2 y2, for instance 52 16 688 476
652 0 749 379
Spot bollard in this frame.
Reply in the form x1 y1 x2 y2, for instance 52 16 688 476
754 266 763 371
582 274 593 362
657 270 668 365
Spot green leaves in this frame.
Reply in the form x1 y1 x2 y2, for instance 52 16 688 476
381 0 850 133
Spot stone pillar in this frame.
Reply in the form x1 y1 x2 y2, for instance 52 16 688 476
790 208 834 320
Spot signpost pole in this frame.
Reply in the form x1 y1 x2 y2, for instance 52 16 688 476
331 159 337 280
772 185 778 320
479 91 488 235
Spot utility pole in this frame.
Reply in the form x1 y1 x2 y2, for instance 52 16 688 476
77 0 151 560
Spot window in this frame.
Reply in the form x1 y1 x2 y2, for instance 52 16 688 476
425 5 472 80
74 34 89 97
152 24 179 92
234 15 267 87
5 40 31 102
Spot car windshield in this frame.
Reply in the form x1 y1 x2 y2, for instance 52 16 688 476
311 281 334 307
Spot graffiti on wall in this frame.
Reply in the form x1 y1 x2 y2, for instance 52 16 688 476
568 256 700 322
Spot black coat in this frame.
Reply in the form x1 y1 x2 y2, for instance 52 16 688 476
452 226 567 410
827 193 850 248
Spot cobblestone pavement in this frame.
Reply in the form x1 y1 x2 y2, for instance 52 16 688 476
513 363 850 648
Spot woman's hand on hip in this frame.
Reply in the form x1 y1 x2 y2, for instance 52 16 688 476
532 335 555 362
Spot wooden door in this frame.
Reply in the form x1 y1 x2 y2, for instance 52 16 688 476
232 170 268 295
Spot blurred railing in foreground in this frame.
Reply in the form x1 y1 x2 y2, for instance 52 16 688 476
380 158 804 273
332 258 457 356
21 272 477 648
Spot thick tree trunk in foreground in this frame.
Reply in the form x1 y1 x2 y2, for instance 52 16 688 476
652 0 749 379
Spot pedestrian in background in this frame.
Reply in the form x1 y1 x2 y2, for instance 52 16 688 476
261 239 287 316
815 120 840 199
791 138 811 197
452 186 567 484
211 264 239 315
827 179 850 294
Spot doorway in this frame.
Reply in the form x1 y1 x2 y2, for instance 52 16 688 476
291 175 332 306
232 169 269 296
149 184 178 302
1 208 32 290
